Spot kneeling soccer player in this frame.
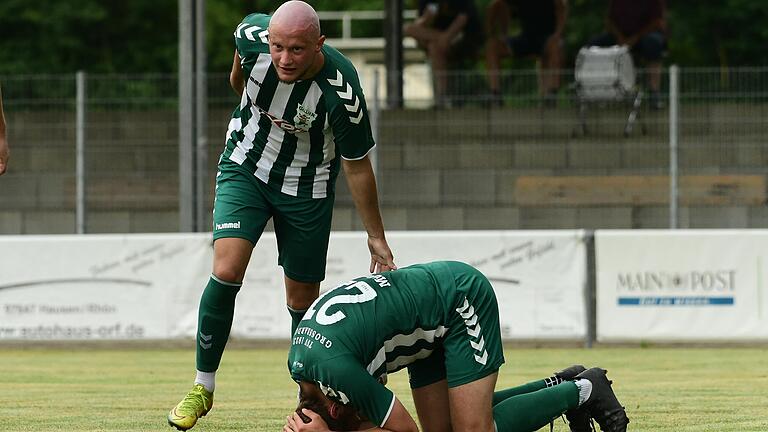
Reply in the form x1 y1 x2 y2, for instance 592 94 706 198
284 261 629 432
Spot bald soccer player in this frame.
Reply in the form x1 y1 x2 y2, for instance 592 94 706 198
168 2 395 430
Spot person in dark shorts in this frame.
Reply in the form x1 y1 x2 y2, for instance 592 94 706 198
405 0 484 108
284 261 629 432
485 0 568 107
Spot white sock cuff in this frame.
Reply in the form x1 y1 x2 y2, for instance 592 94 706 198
574 379 593 406
210 274 242 287
195 370 216 392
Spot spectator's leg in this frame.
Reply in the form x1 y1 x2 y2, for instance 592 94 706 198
634 31 666 108
485 37 510 95
484 0 511 96
429 14 469 107
635 32 666 92
427 37 451 106
541 33 563 94
648 61 662 92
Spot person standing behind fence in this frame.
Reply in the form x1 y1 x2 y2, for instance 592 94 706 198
587 0 667 109
167 1 396 430
484 0 568 108
404 0 483 108
0 85 9 175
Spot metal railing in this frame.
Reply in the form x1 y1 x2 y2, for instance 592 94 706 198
318 9 419 50
2 66 767 234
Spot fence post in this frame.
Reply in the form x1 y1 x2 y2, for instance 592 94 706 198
669 65 679 229
384 0 403 108
179 0 195 232
195 0 207 233
584 230 596 348
75 71 87 234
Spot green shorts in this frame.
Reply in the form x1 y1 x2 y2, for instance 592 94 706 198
407 261 505 389
213 163 334 283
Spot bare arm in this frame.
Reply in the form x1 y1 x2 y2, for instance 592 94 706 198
553 0 568 37
545 0 568 52
342 156 396 273
229 49 244 97
485 0 510 39
403 4 439 42
608 0 665 45
0 85 8 175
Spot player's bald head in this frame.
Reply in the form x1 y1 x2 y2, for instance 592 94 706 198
269 1 321 39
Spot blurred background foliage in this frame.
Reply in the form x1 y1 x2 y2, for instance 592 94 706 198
0 0 766 75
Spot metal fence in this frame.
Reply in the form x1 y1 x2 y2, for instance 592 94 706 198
1 66 767 234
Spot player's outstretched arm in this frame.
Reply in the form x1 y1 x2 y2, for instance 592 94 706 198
342 156 396 273
229 49 245 97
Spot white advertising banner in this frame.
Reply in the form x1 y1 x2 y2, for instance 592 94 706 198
1 231 587 340
0 234 213 341
596 230 768 341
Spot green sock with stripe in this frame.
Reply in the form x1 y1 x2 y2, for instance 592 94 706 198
196 276 241 372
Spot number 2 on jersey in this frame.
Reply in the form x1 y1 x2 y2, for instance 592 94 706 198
304 280 377 325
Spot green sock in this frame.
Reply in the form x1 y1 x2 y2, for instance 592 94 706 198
492 382 579 432
196 276 241 372
492 379 547 406
492 376 565 405
288 306 308 336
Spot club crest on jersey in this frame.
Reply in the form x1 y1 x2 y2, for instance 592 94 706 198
256 106 313 135
293 103 317 132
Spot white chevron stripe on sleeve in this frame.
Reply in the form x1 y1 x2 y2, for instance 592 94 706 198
464 314 478 327
244 25 261 41
258 29 269 43
328 70 344 87
349 109 364 124
344 96 360 113
234 23 248 38
456 298 470 314
336 83 353 101
474 351 488 365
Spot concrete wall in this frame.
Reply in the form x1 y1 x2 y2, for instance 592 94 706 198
2 104 767 234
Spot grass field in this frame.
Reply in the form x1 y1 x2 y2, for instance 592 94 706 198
2 344 767 431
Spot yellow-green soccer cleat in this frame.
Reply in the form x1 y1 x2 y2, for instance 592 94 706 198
167 384 214 431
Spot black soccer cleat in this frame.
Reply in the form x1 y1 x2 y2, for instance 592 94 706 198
551 365 593 431
555 364 587 381
564 408 595 432
575 368 630 432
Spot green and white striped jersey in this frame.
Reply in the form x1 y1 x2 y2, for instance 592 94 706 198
222 13 375 199
287 262 463 427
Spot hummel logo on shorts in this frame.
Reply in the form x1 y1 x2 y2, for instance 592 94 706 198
215 221 241 230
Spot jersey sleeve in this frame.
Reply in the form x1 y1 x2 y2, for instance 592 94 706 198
233 13 271 75
311 356 395 427
326 66 376 160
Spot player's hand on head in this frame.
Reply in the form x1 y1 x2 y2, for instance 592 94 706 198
285 409 329 432
367 236 396 273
